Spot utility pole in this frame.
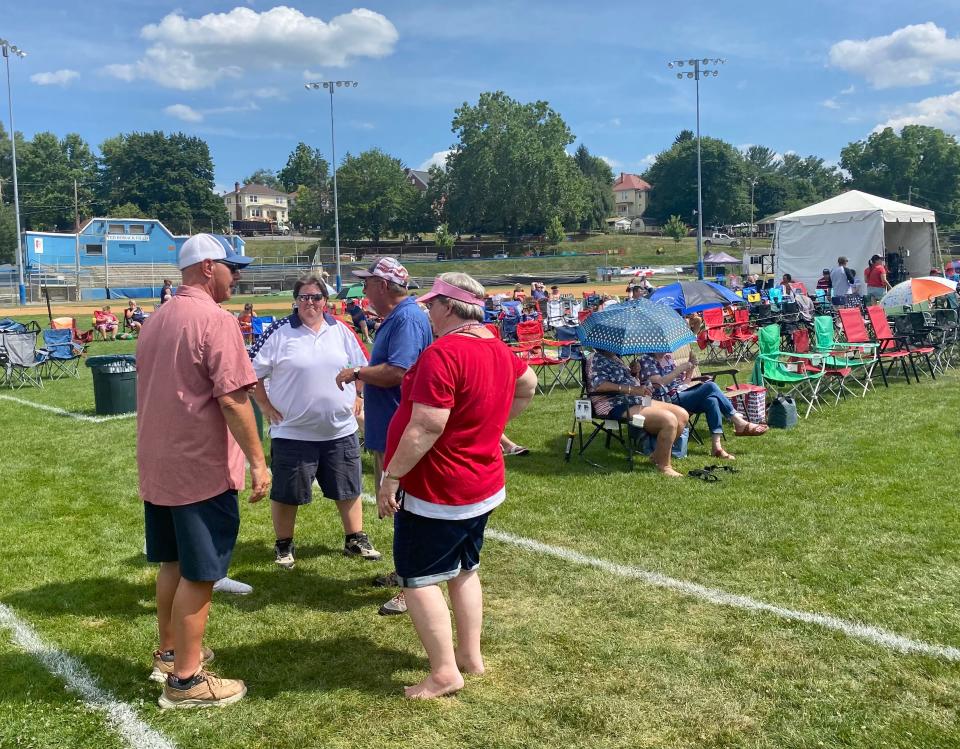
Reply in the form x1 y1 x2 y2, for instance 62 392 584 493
305 79 358 291
1 38 27 304
908 186 912 205
748 177 758 251
668 57 725 281
74 179 81 300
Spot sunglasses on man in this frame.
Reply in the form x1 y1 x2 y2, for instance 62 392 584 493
214 259 244 272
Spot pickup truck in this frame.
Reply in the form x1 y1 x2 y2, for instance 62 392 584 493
703 232 739 247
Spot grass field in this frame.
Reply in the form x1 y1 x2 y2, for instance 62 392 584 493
1 329 958 748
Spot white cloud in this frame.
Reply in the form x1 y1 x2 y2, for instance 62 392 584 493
303 70 324 81
829 22 960 89
599 155 621 169
637 153 656 170
822 98 840 110
104 6 398 91
164 103 204 122
352 121 375 131
840 84 856 95
30 69 79 86
418 150 452 171
874 90 960 133
609 117 621 127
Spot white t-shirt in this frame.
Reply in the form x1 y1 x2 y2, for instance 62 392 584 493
829 266 851 297
251 315 368 442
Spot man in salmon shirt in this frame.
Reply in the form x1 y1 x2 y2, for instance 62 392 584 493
137 233 270 709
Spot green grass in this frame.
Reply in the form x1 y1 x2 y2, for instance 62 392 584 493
0 343 958 748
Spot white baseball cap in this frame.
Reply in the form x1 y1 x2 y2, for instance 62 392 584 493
178 233 254 271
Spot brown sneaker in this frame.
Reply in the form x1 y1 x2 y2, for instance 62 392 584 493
158 669 247 709
150 646 215 683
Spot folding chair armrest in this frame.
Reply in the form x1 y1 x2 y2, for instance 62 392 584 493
700 368 738 378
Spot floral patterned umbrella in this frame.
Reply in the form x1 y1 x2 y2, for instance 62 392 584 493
577 298 696 354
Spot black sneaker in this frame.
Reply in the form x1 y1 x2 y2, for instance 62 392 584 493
343 532 381 560
372 570 401 588
274 540 295 569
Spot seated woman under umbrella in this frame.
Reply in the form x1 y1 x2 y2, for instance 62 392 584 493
587 350 690 477
632 350 767 460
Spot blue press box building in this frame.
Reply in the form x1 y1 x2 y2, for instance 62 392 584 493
23 218 246 300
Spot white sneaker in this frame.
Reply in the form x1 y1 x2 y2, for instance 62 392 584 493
213 577 253 595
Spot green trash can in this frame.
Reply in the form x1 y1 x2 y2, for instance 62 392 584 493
85 355 137 415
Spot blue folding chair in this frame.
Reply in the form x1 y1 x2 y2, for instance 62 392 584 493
500 302 522 342
250 316 276 343
41 328 85 379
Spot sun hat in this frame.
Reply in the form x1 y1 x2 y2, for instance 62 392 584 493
178 233 253 270
417 277 484 308
352 257 409 287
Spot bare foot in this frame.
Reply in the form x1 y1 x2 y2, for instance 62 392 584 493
656 465 684 478
403 672 465 699
712 449 736 460
455 651 485 675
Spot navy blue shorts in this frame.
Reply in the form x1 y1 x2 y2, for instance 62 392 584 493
270 434 362 504
144 490 240 582
393 507 491 588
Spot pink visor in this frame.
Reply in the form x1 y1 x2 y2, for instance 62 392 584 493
417 277 484 307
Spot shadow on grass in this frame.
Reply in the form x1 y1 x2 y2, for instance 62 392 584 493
3 577 154 619
506 432 650 477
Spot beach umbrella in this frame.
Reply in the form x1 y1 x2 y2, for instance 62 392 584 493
649 280 742 314
577 298 696 354
336 284 365 300
880 276 958 309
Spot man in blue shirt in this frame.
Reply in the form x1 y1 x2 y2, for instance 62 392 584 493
336 257 432 615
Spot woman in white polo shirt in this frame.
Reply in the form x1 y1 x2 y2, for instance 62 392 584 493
251 275 380 569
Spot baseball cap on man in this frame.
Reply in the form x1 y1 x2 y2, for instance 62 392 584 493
352 257 409 287
178 233 254 270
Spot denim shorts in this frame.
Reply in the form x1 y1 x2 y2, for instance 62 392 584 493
144 490 240 582
393 506 491 588
270 433 362 504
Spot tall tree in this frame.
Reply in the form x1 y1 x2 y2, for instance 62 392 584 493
334 148 418 243
16 132 98 231
242 168 282 190
0 204 16 264
444 91 587 236
574 144 615 230
743 145 779 177
841 125 960 218
99 131 228 233
277 143 329 192
644 136 748 225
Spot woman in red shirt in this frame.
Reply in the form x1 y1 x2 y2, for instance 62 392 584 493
378 273 538 699
864 255 891 300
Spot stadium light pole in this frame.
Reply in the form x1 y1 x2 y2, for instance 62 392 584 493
668 57 724 281
304 79 358 292
1 39 27 305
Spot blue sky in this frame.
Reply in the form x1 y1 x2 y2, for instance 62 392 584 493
6 1 960 192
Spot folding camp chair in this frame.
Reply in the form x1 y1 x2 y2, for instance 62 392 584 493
729 308 758 362
754 324 825 417
867 305 935 383
52 316 94 345
0 330 48 389
513 319 570 395
564 355 641 470
698 308 735 363
906 310 951 373
811 314 877 397
499 301 522 343
250 316 276 344
838 308 916 386
41 328 85 379
544 299 565 329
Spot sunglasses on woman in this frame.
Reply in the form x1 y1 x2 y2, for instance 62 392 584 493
297 294 326 303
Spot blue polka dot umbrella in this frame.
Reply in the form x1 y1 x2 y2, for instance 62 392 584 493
577 298 697 355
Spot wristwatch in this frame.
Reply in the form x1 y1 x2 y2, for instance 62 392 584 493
353 367 362 382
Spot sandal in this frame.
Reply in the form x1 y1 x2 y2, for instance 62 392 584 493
703 464 740 474
687 469 720 482
502 445 530 456
735 422 768 437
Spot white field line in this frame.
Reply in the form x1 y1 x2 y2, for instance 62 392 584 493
0 394 135 423
0 602 176 749
359 495 960 662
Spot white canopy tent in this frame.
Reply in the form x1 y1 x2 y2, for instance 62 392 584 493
773 190 941 290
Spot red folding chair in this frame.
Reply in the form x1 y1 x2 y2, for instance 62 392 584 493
866 305 935 383
699 308 735 363
838 308 911 387
729 308 758 362
513 319 569 394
